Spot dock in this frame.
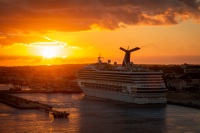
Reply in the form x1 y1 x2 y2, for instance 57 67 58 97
0 93 69 118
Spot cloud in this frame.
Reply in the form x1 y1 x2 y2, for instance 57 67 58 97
0 33 69 47
0 55 42 60
0 35 50 46
0 0 199 32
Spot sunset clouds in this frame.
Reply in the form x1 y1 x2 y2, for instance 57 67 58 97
0 0 200 65
0 35 50 46
0 0 199 33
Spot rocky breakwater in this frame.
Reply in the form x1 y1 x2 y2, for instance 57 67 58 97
0 93 52 109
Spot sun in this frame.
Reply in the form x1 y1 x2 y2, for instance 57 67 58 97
42 46 57 58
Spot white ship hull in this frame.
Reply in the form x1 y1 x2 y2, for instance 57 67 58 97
80 87 167 104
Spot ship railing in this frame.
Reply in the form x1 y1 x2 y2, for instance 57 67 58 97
91 66 100 72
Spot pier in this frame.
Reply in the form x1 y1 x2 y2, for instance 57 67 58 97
0 93 69 118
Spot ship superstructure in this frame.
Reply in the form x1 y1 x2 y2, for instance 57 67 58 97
77 47 167 104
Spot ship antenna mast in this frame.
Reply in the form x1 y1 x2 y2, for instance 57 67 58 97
98 54 103 64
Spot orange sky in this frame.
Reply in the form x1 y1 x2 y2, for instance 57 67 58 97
0 0 200 66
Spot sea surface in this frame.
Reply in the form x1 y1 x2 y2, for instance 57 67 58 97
0 93 200 133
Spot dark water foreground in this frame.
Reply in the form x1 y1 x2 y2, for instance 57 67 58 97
0 93 200 133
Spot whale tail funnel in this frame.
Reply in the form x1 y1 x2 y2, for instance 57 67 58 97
120 47 140 67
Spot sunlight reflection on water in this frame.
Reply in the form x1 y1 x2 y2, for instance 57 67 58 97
0 93 200 133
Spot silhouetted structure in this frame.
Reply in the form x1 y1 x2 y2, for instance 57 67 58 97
120 47 140 66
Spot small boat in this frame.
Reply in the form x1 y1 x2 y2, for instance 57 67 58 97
51 111 69 118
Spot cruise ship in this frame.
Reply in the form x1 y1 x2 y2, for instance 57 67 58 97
77 47 167 104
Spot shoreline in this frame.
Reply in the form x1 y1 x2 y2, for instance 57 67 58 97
167 100 200 109
167 92 200 109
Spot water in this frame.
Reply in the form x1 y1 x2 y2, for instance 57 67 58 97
0 93 200 133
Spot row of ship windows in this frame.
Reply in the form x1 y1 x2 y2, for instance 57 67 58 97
79 74 162 80
132 76 162 78
81 76 163 83
140 84 163 87
79 76 162 84
135 82 163 84
81 82 126 92
79 73 162 79
136 93 162 96
133 79 162 81
134 94 165 98
136 89 164 91
134 97 165 98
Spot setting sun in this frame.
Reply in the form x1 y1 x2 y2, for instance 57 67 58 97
0 0 200 66
42 46 57 58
